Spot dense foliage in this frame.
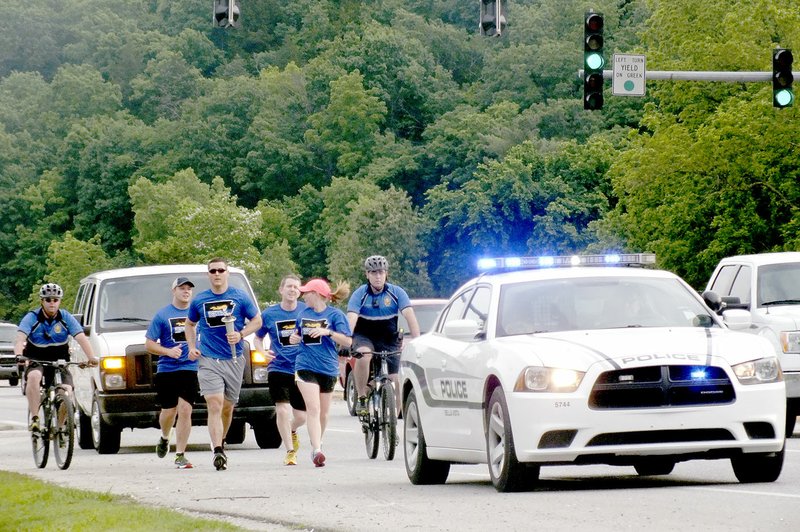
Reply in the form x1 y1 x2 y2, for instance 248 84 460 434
0 0 798 317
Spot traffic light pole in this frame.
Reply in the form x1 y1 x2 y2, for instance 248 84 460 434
579 70 798 82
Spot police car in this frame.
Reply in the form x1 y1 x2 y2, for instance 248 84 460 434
400 254 786 492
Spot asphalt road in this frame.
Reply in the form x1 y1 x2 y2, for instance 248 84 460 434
2 382 800 531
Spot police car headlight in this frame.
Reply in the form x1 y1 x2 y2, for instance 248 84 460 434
732 357 782 385
515 367 584 392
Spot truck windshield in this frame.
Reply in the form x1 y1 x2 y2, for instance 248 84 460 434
96 273 255 333
758 263 800 307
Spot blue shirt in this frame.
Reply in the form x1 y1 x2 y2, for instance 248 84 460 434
255 302 307 375
187 287 259 360
347 282 411 340
18 309 83 348
146 304 198 373
294 306 351 377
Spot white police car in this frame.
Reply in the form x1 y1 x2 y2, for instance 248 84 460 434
400 254 786 492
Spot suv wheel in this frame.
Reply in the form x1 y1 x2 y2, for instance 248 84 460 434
91 395 121 454
253 414 282 448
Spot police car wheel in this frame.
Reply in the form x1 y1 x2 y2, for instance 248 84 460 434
633 459 675 476
486 387 539 492
731 447 784 483
404 390 449 484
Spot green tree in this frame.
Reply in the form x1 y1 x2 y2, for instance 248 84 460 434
329 186 432 296
305 70 388 177
35 233 114 312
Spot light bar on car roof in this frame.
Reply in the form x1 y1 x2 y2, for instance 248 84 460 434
476 253 656 271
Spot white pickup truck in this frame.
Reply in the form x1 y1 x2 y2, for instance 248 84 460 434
705 252 800 436
68 264 280 453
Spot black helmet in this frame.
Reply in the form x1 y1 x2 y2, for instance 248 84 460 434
39 283 64 299
364 255 389 272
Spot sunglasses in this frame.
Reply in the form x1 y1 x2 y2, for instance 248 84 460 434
43 298 61 303
208 268 227 274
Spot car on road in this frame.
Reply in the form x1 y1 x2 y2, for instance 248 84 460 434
341 298 447 416
68 264 280 454
0 322 20 387
400 254 786 492
705 252 800 436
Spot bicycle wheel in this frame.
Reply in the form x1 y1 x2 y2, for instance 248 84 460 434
52 389 75 470
364 391 380 459
380 383 398 461
30 402 49 469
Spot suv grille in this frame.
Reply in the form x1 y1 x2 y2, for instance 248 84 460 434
589 365 735 409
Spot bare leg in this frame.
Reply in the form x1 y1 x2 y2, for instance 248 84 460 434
174 398 192 454
205 393 225 449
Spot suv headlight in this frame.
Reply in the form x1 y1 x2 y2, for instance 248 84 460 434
514 367 584 392
732 357 783 385
780 331 800 353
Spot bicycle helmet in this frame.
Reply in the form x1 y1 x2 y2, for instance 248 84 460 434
364 255 389 272
39 283 64 299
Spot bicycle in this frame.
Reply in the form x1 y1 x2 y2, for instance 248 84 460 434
22 358 87 470
351 349 402 460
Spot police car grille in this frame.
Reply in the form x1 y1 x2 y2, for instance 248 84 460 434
589 365 735 409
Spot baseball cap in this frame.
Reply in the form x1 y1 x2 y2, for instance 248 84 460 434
171 277 195 289
298 278 331 299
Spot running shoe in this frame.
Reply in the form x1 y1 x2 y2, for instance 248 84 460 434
312 450 326 468
291 431 300 452
284 449 298 466
156 436 169 458
29 416 40 433
174 454 193 469
213 451 228 471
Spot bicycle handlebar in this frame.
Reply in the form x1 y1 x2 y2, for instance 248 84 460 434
344 349 402 359
17 357 94 369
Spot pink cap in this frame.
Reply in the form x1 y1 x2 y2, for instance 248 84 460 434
299 278 331 299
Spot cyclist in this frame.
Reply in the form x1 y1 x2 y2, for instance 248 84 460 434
347 256 420 417
254 274 307 466
14 283 99 432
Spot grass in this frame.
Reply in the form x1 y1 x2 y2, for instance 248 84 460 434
0 470 245 531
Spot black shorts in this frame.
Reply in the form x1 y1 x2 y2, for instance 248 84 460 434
351 334 401 374
296 369 337 394
155 370 199 409
268 371 306 411
25 362 73 389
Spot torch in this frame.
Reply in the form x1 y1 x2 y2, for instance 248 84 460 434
222 313 237 358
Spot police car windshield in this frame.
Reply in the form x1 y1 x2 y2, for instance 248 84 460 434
496 276 717 337
97 273 254 333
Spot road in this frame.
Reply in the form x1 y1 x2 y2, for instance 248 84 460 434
2 382 800 531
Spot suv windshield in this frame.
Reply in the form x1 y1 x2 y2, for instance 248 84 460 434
96 272 255 333
758 263 800 307
497 276 717 337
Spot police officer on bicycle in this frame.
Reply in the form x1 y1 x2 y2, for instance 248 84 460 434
347 256 420 417
13 283 98 431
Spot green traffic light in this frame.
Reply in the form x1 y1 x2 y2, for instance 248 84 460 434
585 52 605 71
775 89 794 107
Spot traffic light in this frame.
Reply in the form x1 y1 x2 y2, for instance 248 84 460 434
583 12 605 110
773 48 794 108
213 0 240 29
480 0 507 37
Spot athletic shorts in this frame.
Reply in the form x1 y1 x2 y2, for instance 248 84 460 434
268 370 306 411
155 370 199 409
296 369 337 394
25 362 73 389
351 334 401 374
198 356 246 404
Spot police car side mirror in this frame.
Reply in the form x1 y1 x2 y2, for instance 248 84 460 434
443 319 483 341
